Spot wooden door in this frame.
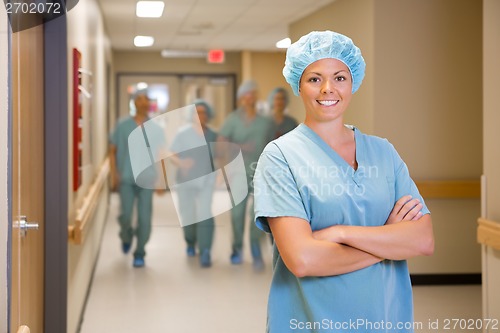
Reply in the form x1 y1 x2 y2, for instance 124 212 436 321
10 24 45 333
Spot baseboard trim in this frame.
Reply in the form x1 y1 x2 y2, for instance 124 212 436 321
410 273 481 285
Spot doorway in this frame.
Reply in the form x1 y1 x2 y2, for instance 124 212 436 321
10 23 45 333
117 73 236 130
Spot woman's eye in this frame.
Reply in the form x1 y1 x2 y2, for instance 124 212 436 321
336 76 346 81
308 77 320 83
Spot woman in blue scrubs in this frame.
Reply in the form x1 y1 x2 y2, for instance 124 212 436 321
254 31 434 332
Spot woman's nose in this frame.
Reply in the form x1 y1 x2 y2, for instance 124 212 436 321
320 79 334 94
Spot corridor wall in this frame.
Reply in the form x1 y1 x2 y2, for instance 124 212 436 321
373 0 482 276
66 1 113 332
482 0 500 324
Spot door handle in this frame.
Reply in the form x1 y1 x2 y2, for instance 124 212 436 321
14 216 39 237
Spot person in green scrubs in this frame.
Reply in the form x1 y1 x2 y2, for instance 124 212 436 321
109 91 165 268
218 80 274 271
267 87 298 139
170 100 217 267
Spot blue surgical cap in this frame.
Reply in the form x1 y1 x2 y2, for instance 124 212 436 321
267 87 289 110
283 31 365 95
193 99 214 119
237 80 258 99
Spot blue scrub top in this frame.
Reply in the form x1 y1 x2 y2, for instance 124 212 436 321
254 124 430 333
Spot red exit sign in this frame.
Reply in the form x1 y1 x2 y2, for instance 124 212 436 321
207 49 225 64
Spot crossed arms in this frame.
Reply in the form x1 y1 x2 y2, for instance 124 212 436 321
268 195 434 278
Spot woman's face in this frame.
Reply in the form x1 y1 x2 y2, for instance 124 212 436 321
299 58 353 124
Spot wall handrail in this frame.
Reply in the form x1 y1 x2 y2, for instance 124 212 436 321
415 179 480 199
477 218 500 251
68 158 110 244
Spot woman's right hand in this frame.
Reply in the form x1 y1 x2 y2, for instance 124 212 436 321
386 195 423 225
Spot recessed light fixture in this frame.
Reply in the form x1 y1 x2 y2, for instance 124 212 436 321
134 36 154 47
276 37 291 49
160 49 207 58
136 1 165 18
136 82 148 90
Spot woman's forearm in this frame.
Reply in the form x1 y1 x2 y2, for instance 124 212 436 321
295 240 384 277
269 217 383 278
314 214 434 260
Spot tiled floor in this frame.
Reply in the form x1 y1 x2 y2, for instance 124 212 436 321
79 192 482 333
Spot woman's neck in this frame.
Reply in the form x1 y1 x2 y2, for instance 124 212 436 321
304 118 352 147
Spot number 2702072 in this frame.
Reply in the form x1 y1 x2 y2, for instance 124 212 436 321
442 318 499 330
5 2 62 14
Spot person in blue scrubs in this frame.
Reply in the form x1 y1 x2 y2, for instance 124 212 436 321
110 91 166 268
170 100 217 267
218 80 274 270
254 31 434 332
267 87 298 139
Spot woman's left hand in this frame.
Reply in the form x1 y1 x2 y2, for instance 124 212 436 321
386 195 423 225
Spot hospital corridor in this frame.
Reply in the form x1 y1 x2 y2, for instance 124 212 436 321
1 0 500 333
78 192 482 333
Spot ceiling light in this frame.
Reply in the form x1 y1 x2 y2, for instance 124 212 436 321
161 49 207 58
276 38 291 49
136 82 148 90
134 36 154 47
136 1 165 18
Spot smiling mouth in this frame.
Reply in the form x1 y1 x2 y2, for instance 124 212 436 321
317 100 339 106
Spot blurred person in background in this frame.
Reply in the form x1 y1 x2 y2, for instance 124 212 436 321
267 87 298 139
109 91 166 268
170 99 218 268
218 80 274 271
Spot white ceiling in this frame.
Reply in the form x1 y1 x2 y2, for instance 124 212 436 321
97 0 336 52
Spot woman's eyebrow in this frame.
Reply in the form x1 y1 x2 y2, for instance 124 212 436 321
304 70 349 76
303 71 322 76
